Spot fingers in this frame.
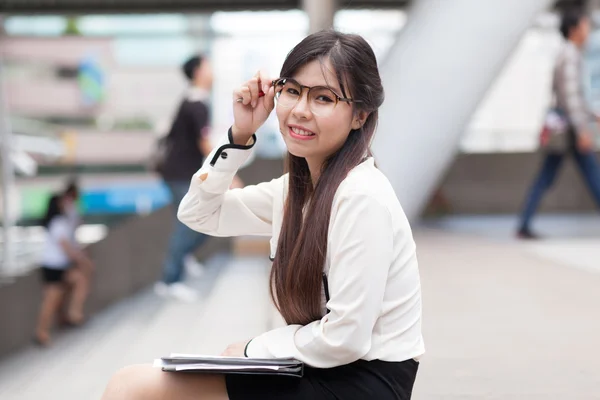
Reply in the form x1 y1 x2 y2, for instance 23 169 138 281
233 70 273 108
262 85 276 112
248 77 260 108
253 70 274 104
233 86 251 106
257 70 272 94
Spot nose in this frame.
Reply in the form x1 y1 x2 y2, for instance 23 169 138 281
291 89 312 119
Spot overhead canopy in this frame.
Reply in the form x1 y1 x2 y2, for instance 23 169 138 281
0 0 411 14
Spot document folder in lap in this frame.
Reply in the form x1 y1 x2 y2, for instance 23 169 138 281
154 354 304 378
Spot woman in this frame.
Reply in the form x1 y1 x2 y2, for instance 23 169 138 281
35 192 92 346
101 30 424 399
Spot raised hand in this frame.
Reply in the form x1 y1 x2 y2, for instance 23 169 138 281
231 70 276 145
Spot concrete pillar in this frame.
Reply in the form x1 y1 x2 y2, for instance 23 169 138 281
0 15 15 274
588 0 600 12
373 0 554 222
587 0 600 27
187 13 213 54
303 0 337 34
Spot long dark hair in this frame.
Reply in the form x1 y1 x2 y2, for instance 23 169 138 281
42 194 63 229
270 30 385 325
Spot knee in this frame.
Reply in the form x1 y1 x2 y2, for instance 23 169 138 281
69 270 88 287
102 364 160 400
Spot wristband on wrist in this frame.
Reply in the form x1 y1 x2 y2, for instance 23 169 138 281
243 339 253 357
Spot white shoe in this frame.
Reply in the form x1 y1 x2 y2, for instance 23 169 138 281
167 282 199 303
184 254 205 279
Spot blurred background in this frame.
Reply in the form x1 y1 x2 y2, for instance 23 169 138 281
1 0 600 399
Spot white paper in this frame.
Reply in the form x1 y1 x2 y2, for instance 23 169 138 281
169 353 239 359
174 364 280 371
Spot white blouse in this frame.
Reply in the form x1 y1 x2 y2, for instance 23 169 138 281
41 216 71 269
178 129 425 368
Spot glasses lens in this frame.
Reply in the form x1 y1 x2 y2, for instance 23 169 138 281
273 79 339 117
308 86 338 117
274 79 301 108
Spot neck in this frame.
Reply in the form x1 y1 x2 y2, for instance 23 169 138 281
306 157 323 186
192 81 209 91
570 37 584 48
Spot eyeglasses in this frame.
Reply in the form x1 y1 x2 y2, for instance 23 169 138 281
273 78 359 117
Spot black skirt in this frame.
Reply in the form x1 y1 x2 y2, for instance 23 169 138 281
226 358 418 400
40 266 69 284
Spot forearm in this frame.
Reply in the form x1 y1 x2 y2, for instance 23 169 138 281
198 137 213 157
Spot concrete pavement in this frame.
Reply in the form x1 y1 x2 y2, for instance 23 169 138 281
0 223 599 399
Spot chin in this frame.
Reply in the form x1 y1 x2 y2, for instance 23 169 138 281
285 145 310 159
281 137 309 158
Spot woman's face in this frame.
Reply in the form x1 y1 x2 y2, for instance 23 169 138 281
60 195 75 216
276 59 364 168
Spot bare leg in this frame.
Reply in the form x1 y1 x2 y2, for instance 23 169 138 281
65 268 88 324
35 284 65 345
78 259 95 280
101 364 229 400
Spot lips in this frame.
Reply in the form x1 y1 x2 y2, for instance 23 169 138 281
288 125 316 141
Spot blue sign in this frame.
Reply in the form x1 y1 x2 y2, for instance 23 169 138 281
82 182 171 215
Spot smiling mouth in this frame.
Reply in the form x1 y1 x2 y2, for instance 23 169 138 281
289 126 316 137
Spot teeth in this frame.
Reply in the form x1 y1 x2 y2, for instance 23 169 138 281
291 127 314 136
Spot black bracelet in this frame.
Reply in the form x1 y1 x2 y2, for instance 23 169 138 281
243 339 253 357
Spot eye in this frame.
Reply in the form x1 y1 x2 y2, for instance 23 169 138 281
285 87 300 96
312 88 336 103
315 95 334 103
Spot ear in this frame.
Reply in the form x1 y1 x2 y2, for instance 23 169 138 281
351 111 369 130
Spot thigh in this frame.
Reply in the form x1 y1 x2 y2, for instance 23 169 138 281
573 150 600 176
226 374 320 400
226 360 418 400
167 181 190 210
65 267 85 286
536 153 564 185
166 181 205 252
102 364 228 400
541 152 564 172
169 219 205 253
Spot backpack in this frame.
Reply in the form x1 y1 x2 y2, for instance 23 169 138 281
539 108 569 152
148 134 172 177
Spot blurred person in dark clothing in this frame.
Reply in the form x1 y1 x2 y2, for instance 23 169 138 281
154 55 214 302
517 8 600 239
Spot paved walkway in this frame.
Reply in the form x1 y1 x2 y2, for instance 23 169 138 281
412 229 600 399
0 218 599 399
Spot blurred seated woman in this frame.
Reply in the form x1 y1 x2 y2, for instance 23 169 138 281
35 192 93 346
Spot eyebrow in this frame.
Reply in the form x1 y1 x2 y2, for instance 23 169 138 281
292 77 342 94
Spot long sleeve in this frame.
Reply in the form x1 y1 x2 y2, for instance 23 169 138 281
558 44 595 135
178 128 285 237
245 193 394 368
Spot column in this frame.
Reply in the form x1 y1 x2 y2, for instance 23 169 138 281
303 0 337 34
587 0 600 27
0 14 15 274
373 0 555 222
187 13 213 54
